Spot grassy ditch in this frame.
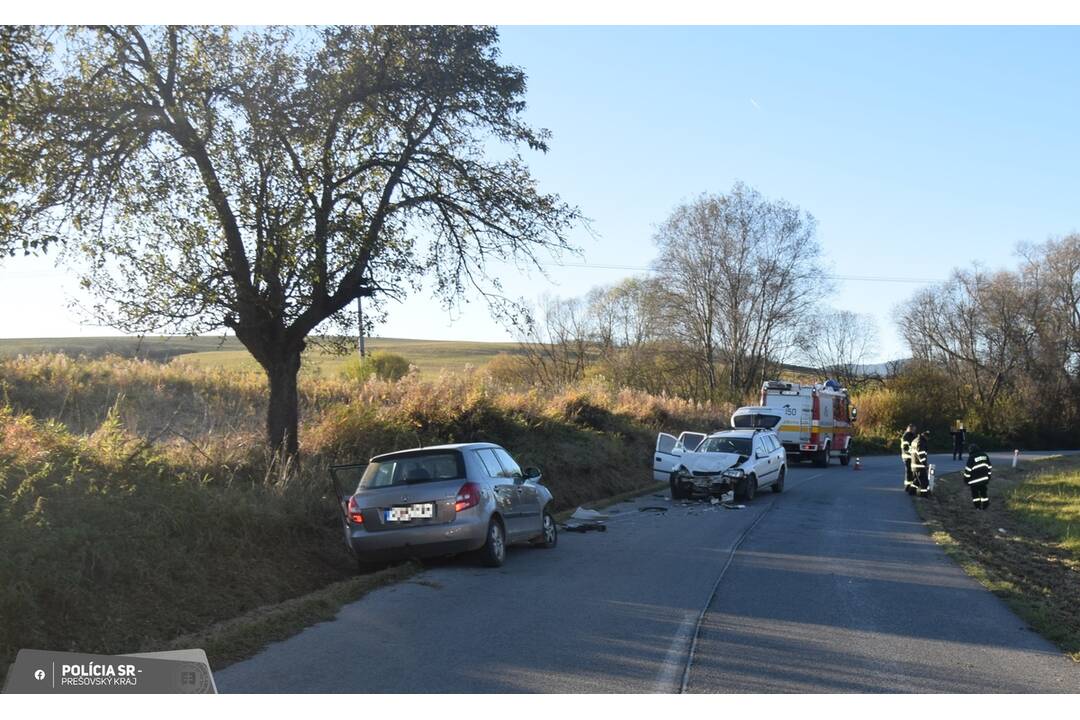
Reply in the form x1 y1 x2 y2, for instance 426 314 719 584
915 454 1080 661
0 353 728 682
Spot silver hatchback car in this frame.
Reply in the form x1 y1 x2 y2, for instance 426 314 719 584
331 443 557 568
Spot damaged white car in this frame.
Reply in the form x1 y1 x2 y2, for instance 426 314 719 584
654 428 787 501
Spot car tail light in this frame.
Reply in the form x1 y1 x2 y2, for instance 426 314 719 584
455 482 481 513
346 495 364 524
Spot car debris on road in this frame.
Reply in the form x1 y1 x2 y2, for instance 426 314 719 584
563 506 609 533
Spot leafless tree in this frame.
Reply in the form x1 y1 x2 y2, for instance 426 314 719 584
799 309 879 389
517 295 595 387
652 182 828 401
899 267 1037 430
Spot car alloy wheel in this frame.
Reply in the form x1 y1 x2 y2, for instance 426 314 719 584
533 509 557 548
481 518 506 567
541 511 557 548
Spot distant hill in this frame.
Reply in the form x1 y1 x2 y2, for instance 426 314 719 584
0 335 523 376
0 335 237 361
0 336 908 381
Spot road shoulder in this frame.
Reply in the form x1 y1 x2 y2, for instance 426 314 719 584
915 455 1080 662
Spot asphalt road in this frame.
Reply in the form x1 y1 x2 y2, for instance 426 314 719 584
217 452 1079 693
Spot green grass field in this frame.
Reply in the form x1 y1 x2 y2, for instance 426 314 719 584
1007 459 1080 554
0 336 522 376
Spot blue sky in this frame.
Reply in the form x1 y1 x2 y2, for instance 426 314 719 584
3 26 1079 361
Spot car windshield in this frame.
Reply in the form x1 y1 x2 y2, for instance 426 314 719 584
358 451 465 489
698 436 752 455
733 414 781 429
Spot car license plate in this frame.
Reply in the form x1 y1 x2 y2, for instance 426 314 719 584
385 503 434 522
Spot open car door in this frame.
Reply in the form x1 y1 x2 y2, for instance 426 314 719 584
654 432 680 482
329 464 365 555
677 431 707 453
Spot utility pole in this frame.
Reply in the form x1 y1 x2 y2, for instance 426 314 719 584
356 286 375 360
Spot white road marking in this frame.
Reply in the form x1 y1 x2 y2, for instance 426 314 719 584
652 610 699 693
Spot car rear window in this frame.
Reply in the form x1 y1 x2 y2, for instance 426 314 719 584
359 451 466 489
733 414 781 429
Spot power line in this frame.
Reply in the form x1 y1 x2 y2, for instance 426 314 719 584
540 262 943 285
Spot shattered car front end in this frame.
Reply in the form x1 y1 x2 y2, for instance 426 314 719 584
672 452 747 498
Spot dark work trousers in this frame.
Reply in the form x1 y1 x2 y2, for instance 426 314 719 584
915 467 930 494
969 480 989 509
952 437 964 460
903 459 914 487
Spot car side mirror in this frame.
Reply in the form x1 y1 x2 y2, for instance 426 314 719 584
756 450 766 459
523 466 542 481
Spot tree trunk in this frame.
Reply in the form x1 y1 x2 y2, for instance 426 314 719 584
265 349 302 463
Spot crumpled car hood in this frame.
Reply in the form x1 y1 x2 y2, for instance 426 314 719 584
680 451 746 474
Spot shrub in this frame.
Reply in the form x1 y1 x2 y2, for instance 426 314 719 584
483 352 533 387
341 351 412 383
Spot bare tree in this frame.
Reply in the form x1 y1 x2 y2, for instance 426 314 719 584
517 295 595 387
899 268 1037 430
799 309 879 389
652 182 828 401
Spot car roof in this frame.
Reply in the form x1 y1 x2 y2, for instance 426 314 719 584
706 428 772 439
370 442 500 462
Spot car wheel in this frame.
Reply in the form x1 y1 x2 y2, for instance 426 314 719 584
532 509 557 549
816 444 830 468
772 467 785 493
479 517 506 567
670 470 686 500
745 476 757 501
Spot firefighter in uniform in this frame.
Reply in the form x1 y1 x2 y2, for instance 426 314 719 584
900 424 917 492
910 430 930 496
962 445 992 510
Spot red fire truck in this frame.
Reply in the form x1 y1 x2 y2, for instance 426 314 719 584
730 380 856 467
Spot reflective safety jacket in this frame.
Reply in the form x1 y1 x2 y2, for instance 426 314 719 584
900 431 915 461
963 453 993 484
910 435 928 470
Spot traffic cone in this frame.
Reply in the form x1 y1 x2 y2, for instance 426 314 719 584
853 457 862 471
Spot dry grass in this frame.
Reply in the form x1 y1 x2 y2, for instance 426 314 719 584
0 352 730 681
